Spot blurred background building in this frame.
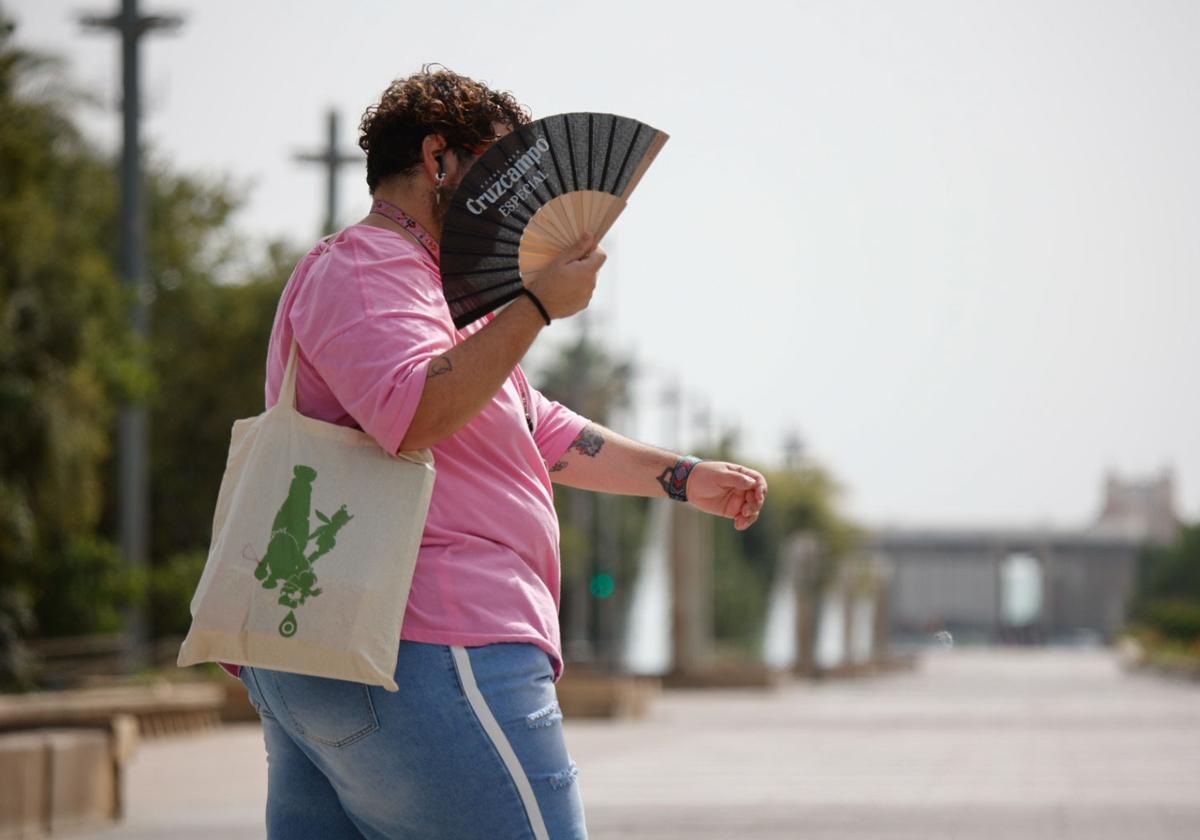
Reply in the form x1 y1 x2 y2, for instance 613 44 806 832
872 469 1180 647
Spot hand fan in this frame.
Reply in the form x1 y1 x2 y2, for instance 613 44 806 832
439 112 668 329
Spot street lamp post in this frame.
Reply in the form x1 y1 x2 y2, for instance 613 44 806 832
80 0 182 673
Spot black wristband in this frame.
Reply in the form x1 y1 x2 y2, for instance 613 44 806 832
520 288 552 325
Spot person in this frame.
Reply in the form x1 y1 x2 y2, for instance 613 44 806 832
226 66 768 840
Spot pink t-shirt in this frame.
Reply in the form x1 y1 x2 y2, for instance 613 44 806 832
218 224 586 683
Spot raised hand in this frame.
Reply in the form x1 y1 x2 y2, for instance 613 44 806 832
524 232 607 320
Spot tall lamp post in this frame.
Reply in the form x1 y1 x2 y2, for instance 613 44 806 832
80 0 182 672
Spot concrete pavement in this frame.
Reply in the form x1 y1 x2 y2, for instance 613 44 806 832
69 649 1200 839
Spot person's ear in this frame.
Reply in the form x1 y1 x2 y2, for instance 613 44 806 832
421 133 448 182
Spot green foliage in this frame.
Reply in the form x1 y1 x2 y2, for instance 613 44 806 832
1 28 297 652
699 433 864 653
29 535 146 637
537 335 640 648
1139 600 1200 644
143 233 294 566
712 517 768 650
0 585 35 690
1131 520 1200 643
149 550 208 638
535 333 634 424
1134 521 1200 604
0 476 37 686
1 25 131 656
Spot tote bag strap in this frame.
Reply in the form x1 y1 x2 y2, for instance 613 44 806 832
277 237 336 412
277 334 433 469
278 337 301 411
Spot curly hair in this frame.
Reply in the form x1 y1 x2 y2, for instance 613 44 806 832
358 64 531 192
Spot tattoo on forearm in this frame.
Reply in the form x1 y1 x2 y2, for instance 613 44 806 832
568 426 605 457
427 356 453 378
550 460 567 472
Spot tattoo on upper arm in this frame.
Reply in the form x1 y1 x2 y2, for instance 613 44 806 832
550 460 567 472
427 356 453 378
568 426 605 458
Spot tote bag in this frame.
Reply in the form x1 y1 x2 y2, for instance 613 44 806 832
177 337 435 691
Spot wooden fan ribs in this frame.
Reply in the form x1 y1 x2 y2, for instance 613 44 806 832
440 112 668 329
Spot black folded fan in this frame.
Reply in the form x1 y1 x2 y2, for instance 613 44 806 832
440 112 668 329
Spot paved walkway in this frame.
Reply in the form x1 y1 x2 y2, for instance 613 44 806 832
71 649 1200 839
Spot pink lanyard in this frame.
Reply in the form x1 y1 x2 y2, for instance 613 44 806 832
370 198 441 264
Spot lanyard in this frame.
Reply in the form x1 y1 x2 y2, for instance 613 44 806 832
369 198 440 264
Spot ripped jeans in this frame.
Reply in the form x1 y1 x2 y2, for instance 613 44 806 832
239 640 588 839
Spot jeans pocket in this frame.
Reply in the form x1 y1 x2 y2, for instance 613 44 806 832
267 669 380 748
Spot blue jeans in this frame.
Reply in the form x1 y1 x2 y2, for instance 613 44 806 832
239 640 588 839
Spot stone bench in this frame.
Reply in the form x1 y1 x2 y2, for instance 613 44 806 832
556 668 661 719
0 716 138 840
0 682 225 739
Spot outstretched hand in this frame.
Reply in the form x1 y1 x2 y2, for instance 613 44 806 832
685 461 768 530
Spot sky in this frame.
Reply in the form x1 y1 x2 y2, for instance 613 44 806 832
8 0 1199 530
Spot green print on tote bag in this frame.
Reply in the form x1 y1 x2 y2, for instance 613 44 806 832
253 464 354 638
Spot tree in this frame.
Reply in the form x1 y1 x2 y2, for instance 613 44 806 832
1131 520 1200 644
1 26 300 686
535 332 642 664
699 429 865 661
0 23 134 687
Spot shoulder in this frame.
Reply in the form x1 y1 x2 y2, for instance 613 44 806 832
295 225 446 321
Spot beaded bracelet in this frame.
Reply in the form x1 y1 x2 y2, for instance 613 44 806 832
658 455 703 502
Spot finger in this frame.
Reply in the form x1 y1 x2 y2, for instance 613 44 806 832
565 232 595 262
723 492 744 519
722 471 756 491
579 247 606 270
736 509 760 530
738 469 767 503
728 464 765 487
742 500 764 520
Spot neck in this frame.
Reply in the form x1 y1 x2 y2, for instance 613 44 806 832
366 179 441 241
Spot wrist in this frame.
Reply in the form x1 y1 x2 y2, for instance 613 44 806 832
504 290 549 331
658 455 703 502
520 287 552 326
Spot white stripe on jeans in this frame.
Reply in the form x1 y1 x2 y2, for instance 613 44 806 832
450 646 550 840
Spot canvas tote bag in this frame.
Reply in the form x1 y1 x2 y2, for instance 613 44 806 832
177 337 435 691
